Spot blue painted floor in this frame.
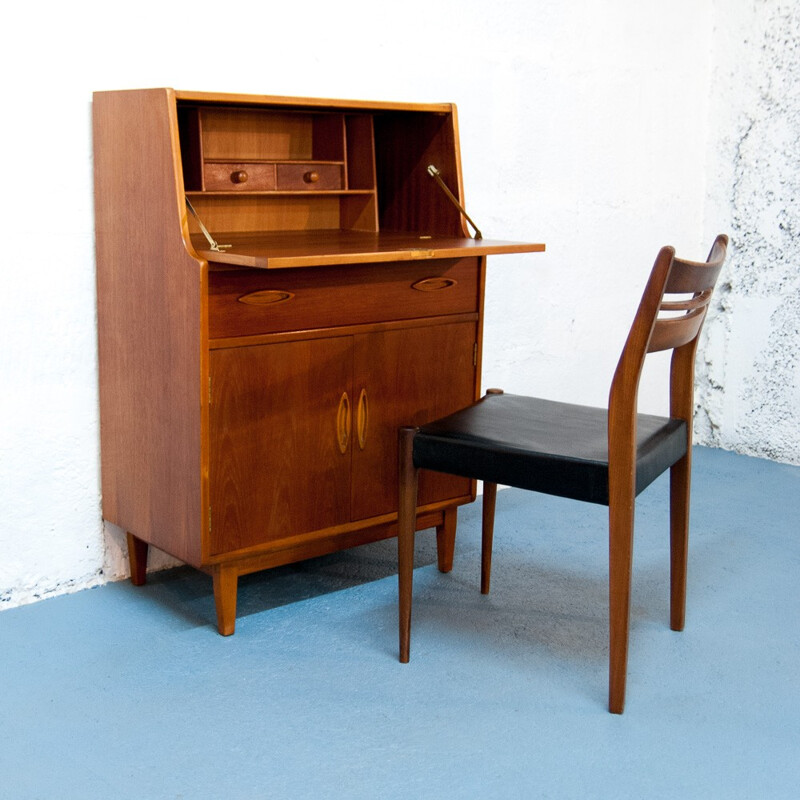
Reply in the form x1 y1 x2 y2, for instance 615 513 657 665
2 447 799 799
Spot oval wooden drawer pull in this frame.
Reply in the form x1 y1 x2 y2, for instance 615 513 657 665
230 170 249 184
411 277 458 292
303 170 320 183
237 290 295 306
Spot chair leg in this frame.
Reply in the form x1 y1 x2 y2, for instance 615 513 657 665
670 452 691 631
435 507 457 573
481 482 497 594
608 497 635 714
398 427 419 663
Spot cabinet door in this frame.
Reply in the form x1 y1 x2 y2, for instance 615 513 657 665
209 338 353 555
351 321 477 521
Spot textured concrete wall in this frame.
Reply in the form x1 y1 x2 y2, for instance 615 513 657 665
697 1 800 465
1 0 794 609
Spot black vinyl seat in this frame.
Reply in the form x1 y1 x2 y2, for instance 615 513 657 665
413 393 688 506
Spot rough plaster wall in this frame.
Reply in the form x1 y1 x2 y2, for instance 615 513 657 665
697 1 800 464
0 0 758 610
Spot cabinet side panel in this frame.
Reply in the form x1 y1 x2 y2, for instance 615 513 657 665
94 89 205 567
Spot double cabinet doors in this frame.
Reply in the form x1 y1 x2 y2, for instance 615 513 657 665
208 321 476 556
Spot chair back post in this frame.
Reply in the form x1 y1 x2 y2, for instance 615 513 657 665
667 234 729 426
608 245 677 489
669 333 702 425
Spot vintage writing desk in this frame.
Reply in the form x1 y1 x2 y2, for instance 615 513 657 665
93 89 544 634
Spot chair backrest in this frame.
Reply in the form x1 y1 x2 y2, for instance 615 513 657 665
647 235 729 354
608 235 729 461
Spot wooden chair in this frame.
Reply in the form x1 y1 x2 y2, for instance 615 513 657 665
397 235 728 713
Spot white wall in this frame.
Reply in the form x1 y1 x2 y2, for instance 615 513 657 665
0 0 795 609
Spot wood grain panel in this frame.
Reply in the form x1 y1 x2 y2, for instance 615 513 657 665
374 110 463 237
339 193 379 232
345 115 376 191
351 321 477 520
186 194 342 233
201 109 314 160
209 338 353 554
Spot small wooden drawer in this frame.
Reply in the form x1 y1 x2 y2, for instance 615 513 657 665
208 258 480 340
276 163 343 191
204 162 276 191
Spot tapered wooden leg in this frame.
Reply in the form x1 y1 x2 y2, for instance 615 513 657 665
670 452 691 631
398 427 419 663
436 507 457 573
126 532 148 586
608 497 635 714
479 389 505 593
213 565 238 636
481 482 497 594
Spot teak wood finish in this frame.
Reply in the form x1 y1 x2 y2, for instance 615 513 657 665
93 88 544 635
397 235 728 713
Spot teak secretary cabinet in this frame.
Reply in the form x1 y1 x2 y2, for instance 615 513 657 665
93 88 544 634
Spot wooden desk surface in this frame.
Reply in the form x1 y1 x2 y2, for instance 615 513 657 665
191 230 545 269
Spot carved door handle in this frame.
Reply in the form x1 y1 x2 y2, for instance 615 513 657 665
336 392 351 454
356 388 368 450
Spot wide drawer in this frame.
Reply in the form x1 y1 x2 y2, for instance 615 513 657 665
208 258 480 339
204 162 276 191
